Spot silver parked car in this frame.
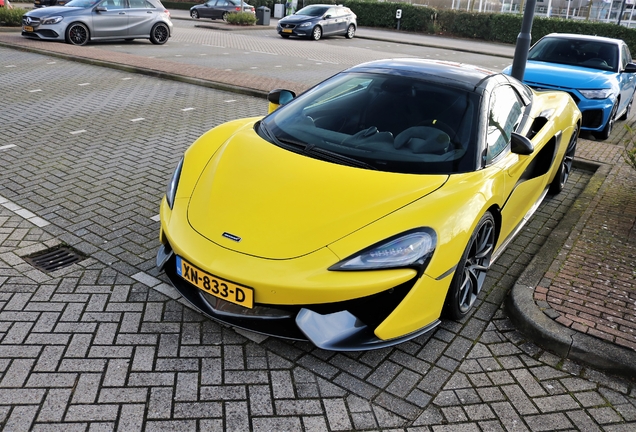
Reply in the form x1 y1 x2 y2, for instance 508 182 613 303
21 0 173 46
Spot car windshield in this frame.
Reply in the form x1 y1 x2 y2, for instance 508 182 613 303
65 0 100 6
528 37 618 72
295 5 329 16
259 72 480 175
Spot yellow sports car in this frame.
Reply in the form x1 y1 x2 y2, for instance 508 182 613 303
157 59 581 351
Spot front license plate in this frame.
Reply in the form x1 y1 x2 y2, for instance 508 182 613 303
282 29 292 33
176 256 254 309
23 26 34 32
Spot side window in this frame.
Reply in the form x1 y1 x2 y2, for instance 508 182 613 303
622 44 632 69
102 0 124 8
326 7 336 17
486 86 523 164
129 0 151 8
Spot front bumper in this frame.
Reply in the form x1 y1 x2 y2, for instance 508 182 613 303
156 242 440 351
529 85 613 132
21 23 66 41
277 25 312 38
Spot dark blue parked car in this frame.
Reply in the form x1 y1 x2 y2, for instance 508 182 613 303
504 33 636 140
277 4 356 41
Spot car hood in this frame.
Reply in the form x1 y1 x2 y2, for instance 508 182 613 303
26 6 82 16
279 14 316 24
187 127 448 259
521 61 616 90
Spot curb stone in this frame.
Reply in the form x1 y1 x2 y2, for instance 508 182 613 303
506 159 636 380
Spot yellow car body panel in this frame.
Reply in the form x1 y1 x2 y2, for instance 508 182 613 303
158 59 582 350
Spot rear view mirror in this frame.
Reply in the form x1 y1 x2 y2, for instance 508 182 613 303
267 89 296 114
510 132 534 155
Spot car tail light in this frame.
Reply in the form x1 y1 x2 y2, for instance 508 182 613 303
163 9 170 18
235 6 240 10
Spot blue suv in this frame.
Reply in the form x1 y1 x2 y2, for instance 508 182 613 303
504 33 636 140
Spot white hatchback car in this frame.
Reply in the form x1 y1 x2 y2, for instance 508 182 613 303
21 0 173 46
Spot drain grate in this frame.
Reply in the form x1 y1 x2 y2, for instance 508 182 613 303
24 246 87 272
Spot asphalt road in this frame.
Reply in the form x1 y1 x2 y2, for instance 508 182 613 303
0 26 635 431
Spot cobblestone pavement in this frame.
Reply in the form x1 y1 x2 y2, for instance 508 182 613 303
1 34 636 432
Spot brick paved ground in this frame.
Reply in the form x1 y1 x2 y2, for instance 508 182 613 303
1 28 636 431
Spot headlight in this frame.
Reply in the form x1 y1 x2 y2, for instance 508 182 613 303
299 22 312 27
41 16 63 24
579 88 613 99
165 157 183 210
330 228 437 271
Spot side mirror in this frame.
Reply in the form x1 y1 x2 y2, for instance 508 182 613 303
624 63 636 73
267 89 296 114
95 6 107 11
324 14 331 19
510 132 534 155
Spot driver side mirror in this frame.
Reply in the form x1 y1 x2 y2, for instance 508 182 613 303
510 132 534 155
624 63 636 73
267 89 296 114
324 14 332 19
95 6 107 11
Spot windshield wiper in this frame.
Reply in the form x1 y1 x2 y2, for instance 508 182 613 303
258 121 375 170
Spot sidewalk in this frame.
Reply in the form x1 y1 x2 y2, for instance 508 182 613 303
1 8 635 378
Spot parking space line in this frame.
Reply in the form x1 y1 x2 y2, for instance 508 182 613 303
29 89 42 93
0 195 50 228
151 215 160 222
78 83 90 86
5 65 16 68
70 130 86 135
224 100 236 103
181 108 194 112
131 118 145 122
0 145 16 151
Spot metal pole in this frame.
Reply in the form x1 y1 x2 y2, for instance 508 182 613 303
510 0 538 81
618 0 627 24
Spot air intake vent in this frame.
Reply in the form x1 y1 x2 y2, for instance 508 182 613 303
24 246 87 272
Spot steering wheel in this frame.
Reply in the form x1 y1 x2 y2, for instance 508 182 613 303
420 119 458 146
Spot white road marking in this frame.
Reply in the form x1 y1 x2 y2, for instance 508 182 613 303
181 108 195 112
70 130 86 135
29 89 42 93
151 214 161 222
0 145 16 151
0 194 50 227
131 118 145 122
224 100 236 103
5 65 16 68
122 77 133 80
78 83 90 86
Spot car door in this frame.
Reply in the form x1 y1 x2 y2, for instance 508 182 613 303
214 0 233 19
320 7 339 35
197 0 217 19
618 43 636 112
485 84 547 243
92 0 128 38
126 0 156 37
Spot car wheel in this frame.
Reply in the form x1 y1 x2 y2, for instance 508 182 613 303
150 23 169 45
66 23 89 46
345 24 355 39
443 211 495 320
311 26 322 41
191 10 199 19
549 124 578 195
222 12 228 22
594 101 618 140
619 96 633 121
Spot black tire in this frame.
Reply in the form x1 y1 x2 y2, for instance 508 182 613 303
150 23 169 45
594 101 618 140
549 125 578 195
443 212 496 320
619 96 633 121
311 26 322 41
222 12 228 22
66 22 89 46
190 10 199 19
345 23 355 39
